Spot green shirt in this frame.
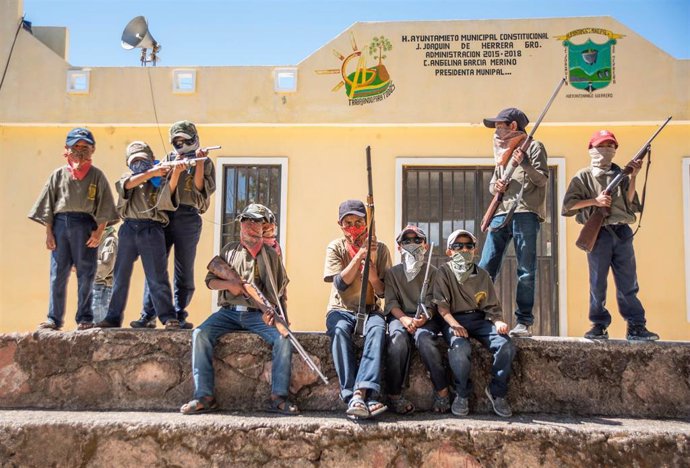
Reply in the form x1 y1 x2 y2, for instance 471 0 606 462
28 166 119 227
115 173 179 225
432 263 503 322
489 140 549 221
384 263 437 318
562 164 641 225
323 238 392 314
95 228 118 287
161 154 216 213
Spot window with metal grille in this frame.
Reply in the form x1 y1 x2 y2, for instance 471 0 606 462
220 164 282 248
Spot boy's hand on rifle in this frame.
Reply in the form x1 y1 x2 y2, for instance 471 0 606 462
629 159 643 177
495 320 509 335
150 165 171 177
494 179 509 193
594 192 612 207
195 147 209 161
412 316 428 328
513 148 525 164
400 315 416 334
262 308 276 327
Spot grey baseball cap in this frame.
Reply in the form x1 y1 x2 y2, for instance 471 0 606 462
338 199 366 223
125 141 154 165
447 229 477 249
483 108 529 131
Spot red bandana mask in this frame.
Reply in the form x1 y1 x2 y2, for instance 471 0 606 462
262 223 282 257
240 220 264 258
343 225 368 261
64 152 92 181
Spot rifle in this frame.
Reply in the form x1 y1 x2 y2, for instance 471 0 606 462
173 145 222 159
354 146 376 337
575 116 672 252
414 242 435 320
207 255 329 385
480 78 566 232
159 156 208 169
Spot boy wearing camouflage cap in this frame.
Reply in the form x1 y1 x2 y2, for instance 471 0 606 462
96 141 185 329
133 120 215 329
30 128 119 331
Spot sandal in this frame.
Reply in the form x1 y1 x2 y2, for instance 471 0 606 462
367 399 388 417
267 396 300 415
77 322 94 330
346 394 370 419
180 396 219 415
432 393 451 413
389 396 415 415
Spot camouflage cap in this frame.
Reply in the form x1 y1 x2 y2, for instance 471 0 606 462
237 203 271 222
169 120 198 142
125 141 154 165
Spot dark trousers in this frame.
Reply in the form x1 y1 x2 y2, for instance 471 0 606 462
142 205 202 321
104 220 176 325
442 312 515 398
386 315 449 395
48 213 98 327
587 224 646 327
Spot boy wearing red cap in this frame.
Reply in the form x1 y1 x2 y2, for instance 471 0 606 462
562 130 659 341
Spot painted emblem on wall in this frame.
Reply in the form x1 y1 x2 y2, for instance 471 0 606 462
316 32 395 105
556 28 624 93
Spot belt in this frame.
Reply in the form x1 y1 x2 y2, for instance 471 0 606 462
228 305 262 313
55 212 93 221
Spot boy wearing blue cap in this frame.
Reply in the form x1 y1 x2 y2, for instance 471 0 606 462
30 128 119 330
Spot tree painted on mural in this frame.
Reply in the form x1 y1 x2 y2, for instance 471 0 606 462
368 36 392 82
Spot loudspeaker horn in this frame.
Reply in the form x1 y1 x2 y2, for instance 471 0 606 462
121 16 159 50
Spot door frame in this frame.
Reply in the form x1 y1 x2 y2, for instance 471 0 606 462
394 157 568 336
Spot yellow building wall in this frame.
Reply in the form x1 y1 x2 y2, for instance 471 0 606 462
1 0 689 339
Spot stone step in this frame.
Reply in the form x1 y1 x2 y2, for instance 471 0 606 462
0 410 687 467
1 330 689 418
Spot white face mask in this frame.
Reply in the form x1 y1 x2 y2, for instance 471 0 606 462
173 137 200 156
589 147 616 176
401 243 426 282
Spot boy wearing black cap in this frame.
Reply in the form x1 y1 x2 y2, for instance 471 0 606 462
181 203 297 415
134 120 215 329
434 228 515 418
479 107 549 338
562 130 658 341
384 225 453 414
96 141 184 329
30 128 119 331
324 200 392 419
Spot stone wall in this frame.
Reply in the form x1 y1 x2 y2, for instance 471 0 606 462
1 330 689 417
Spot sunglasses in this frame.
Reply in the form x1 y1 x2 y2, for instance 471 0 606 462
400 237 424 245
240 217 265 224
172 138 196 149
450 242 476 251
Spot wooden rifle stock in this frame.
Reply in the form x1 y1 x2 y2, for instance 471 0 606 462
575 116 672 252
355 146 376 337
480 77 566 232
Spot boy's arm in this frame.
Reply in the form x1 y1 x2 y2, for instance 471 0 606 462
438 304 468 338
124 166 171 189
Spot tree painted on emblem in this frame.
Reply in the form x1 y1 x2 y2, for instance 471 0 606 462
368 36 392 65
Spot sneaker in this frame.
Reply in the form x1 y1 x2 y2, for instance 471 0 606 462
37 320 60 331
626 323 659 342
451 395 469 417
509 323 532 337
584 324 609 340
165 319 181 330
179 320 194 330
95 319 120 328
130 315 156 329
485 386 512 418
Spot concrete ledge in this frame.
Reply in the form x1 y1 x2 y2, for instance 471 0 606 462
0 410 688 467
0 330 689 418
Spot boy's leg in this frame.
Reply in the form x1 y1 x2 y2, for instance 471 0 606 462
354 313 386 396
140 221 174 322
192 308 241 399
103 222 138 326
414 318 449 393
170 208 203 322
465 315 515 398
71 218 98 324
512 213 540 327
138 223 177 325
587 230 614 327
385 317 411 397
478 214 512 281
441 318 472 398
610 226 646 325
47 216 73 328
326 310 357 402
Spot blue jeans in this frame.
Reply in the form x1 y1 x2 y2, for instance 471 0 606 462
479 212 540 326
386 315 449 395
442 312 515 398
104 220 176 325
48 213 98 327
587 224 646 327
142 205 202 321
91 284 112 323
192 306 293 398
326 310 386 401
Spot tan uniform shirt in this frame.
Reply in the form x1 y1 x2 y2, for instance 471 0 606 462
562 164 641 225
95 229 118 287
432 263 503 322
323 238 392 314
28 166 119 227
384 263 437 318
206 242 288 309
490 140 549 221
115 173 178 225
161 153 216 213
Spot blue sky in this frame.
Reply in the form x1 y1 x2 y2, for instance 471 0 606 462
21 0 690 67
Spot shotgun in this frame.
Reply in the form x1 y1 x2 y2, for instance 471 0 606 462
414 242 435 320
354 146 376 336
480 77 565 232
575 116 672 252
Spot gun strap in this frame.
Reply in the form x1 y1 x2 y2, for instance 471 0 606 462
630 147 652 238
489 175 525 232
